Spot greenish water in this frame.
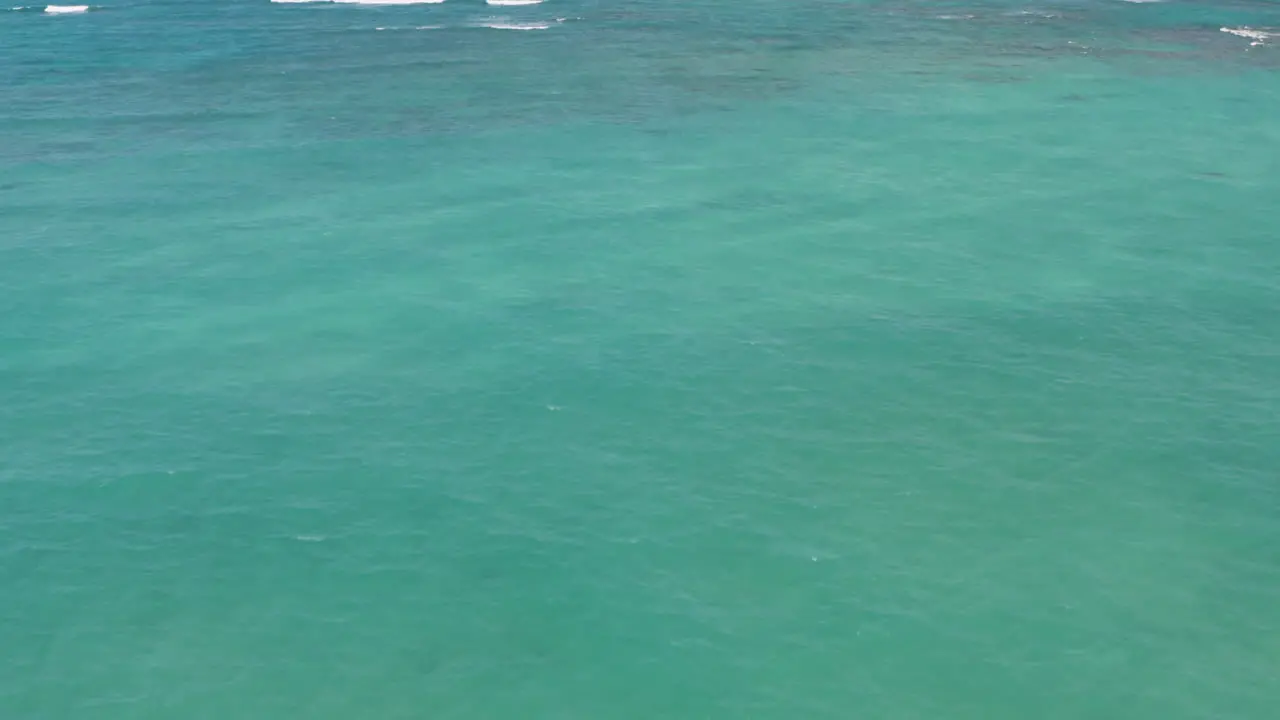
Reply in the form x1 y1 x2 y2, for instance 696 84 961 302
2 1 1279 717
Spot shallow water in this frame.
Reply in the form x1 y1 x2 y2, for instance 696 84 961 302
2 1 1279 717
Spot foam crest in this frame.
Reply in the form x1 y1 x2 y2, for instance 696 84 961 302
44 3 88 11
1221 26 1276 45
486 0 543 5
477 20 549 30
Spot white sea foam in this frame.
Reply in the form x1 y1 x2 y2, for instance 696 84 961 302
375 24 443 30
478 20 549 29
486 0 543 5
45 4 88 12
1221 26 1276 45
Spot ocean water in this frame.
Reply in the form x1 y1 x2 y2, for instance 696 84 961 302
2 0 1279 717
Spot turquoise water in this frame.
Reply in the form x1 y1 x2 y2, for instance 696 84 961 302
3 0 1280 717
